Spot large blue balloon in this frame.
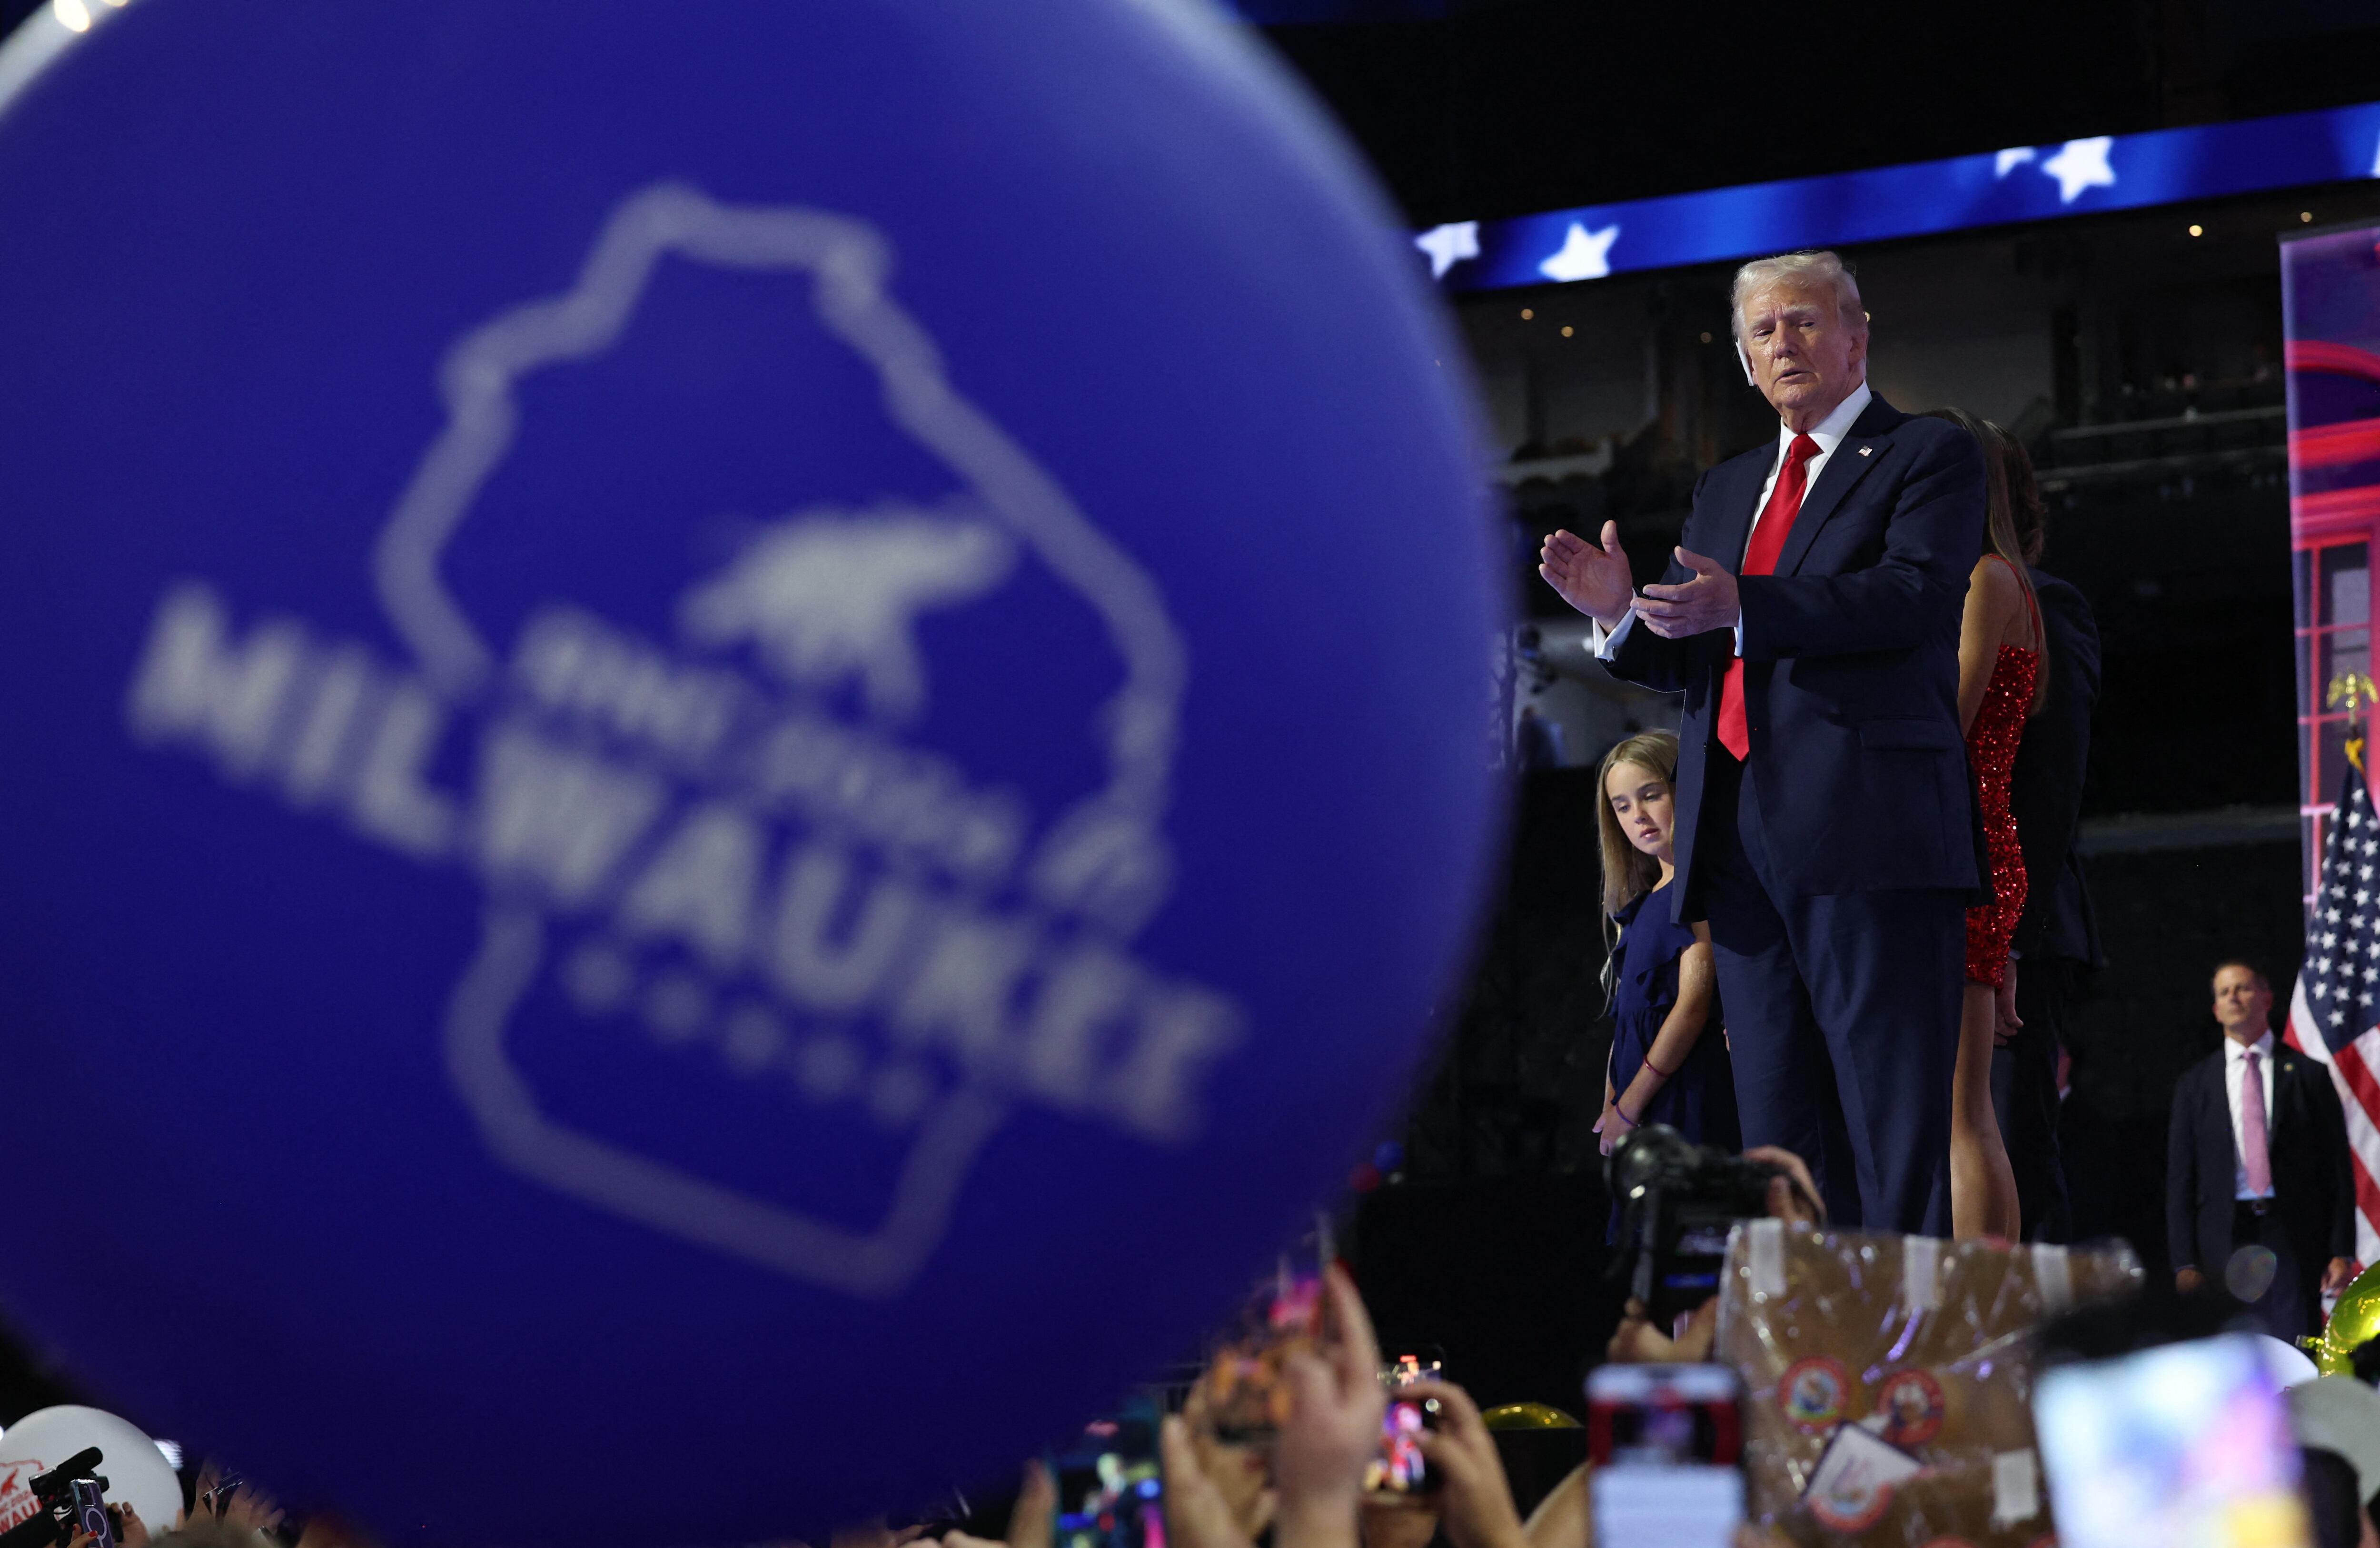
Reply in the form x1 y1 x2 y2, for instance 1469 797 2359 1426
0 2 1498 1542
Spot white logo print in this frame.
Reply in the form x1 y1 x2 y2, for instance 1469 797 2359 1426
123 184 1241 1295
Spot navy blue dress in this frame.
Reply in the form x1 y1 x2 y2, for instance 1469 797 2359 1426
1608 885 1740 1151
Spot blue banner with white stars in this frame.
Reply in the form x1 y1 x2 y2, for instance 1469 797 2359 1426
1418 100 2380 291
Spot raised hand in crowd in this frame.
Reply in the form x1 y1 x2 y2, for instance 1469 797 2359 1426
1161 1414 1258 1548
1180 1379 1275 1538
111 1505 151 1548
939 1461 1052 1548
1406 1382 1525 1548
1269 1265 1388 1548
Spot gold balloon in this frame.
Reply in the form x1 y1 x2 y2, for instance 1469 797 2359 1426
2309 1260 2380 1376
1480 1402 1582 1430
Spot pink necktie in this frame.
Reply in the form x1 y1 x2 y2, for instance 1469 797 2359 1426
2241 1049 2272 1196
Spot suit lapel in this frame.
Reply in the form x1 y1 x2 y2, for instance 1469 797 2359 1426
1776 394 1901 577
1705 449 1769 575
2204 1059 2234 1181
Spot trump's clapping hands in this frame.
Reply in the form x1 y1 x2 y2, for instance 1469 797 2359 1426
1536 523 1634 630
1634 547 1741 638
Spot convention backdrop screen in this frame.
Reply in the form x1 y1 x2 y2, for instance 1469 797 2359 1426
2286 223 2380 881
2282 220 2380 1264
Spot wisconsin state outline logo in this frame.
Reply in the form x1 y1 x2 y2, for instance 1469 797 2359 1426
121 184 1243 1297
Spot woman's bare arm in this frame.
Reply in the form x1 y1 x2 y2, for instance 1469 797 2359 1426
1956 556 2023 734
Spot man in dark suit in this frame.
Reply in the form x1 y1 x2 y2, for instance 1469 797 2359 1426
1539 250 1984 1232
2167 960 2358 1341
1993 532 2103 1241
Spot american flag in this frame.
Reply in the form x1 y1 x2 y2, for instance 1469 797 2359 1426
2287 764 2380 1265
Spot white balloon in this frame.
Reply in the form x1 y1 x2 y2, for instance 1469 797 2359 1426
0 1407 182 1536
2251 1333 2322 1390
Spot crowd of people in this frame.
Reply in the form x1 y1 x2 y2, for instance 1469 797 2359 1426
870 1148 2380 1548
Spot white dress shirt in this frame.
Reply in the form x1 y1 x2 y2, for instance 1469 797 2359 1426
1593 378 1875 662
2223 1029 2279 1200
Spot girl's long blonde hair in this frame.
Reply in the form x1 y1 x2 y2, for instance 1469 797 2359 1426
1595 730 1679 916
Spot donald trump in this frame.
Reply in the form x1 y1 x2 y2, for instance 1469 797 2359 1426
1540 250 1984 1232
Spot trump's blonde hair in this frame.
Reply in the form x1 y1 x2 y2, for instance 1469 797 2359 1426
1730 250 1867 343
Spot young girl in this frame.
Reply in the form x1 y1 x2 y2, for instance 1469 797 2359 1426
1594 731 1739 1168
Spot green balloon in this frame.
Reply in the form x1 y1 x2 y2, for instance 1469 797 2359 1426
2311 1260 2380 1375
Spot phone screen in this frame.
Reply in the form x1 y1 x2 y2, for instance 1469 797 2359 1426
1052 1414 1163 1548
1586 1363 1744 1548
1365 1354 1443 1500
2033 1333 2310 1548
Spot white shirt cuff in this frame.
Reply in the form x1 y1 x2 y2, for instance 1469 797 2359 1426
1594 614 1744 659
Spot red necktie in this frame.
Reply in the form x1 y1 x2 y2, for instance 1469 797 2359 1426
1716 433 1819 760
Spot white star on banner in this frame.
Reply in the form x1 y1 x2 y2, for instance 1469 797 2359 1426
1414 222 1479 280
1994 148 2037 177
2041 138 2116 203
1538 222 1620 283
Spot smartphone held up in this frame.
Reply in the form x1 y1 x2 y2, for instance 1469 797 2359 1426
1364 1353 1444 1502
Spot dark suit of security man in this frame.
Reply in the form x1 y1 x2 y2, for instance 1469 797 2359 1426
1539 251 1984 1233
2167 962 2357 1342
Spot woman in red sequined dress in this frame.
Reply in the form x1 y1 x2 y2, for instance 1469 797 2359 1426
1931 410 2048 1242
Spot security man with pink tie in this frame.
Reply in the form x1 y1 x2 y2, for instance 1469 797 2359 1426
2167 961 2357 1342
1539 249 1984 1233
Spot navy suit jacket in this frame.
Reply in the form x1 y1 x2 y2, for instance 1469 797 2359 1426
1608 392 1985 913
2165 1043 2355 1275
2010 571 2102 967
